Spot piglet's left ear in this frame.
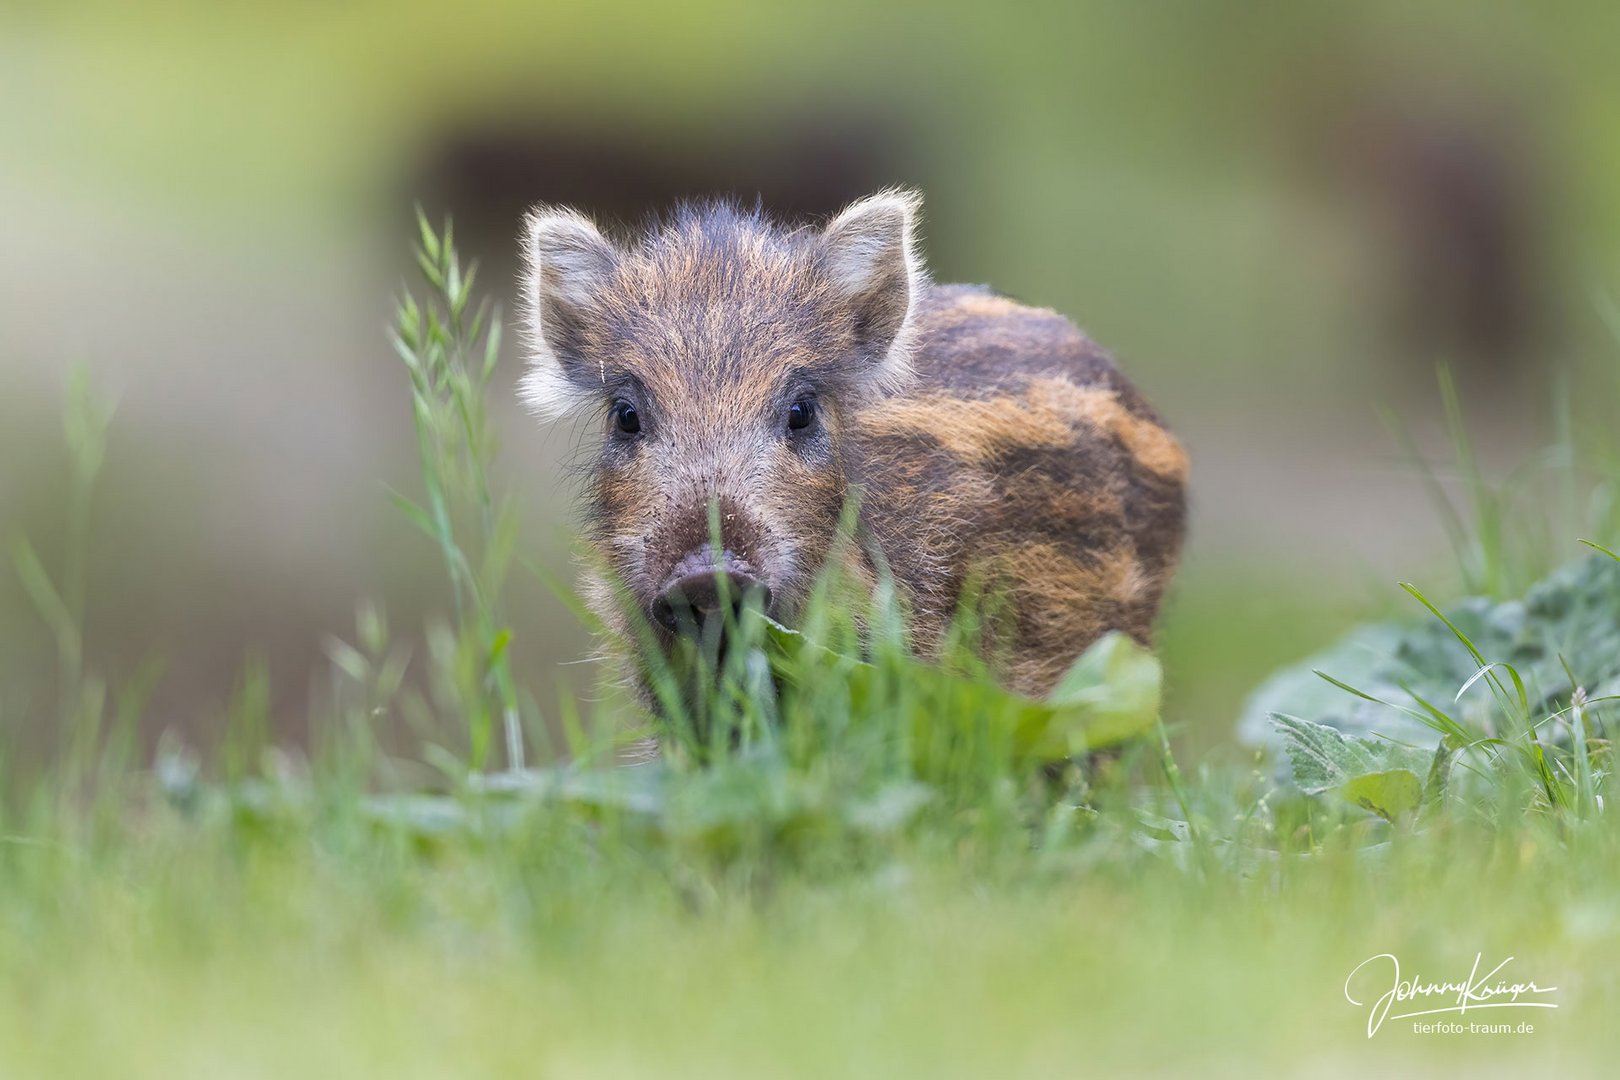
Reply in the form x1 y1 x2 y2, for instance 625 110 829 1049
819 188 927 394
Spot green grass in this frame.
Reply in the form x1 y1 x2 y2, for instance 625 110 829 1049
1 819 1613 1077
3 220 1619 1076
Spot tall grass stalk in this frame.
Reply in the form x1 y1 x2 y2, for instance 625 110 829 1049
389 213 525 773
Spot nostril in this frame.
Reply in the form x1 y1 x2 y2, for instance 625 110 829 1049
651 596 680 633
651 577 718 637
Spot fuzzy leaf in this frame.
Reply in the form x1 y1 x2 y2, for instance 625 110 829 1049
1339 769 1424 822
1242 553 1620 750
1271 713 1428 793
1037 631 1163 755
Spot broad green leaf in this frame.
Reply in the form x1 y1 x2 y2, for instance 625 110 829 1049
1339 769 1423 822
1039 631 1163 753
1242 552 1620 751
1271 713 1429 794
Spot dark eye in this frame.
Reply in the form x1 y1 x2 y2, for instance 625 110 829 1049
611 399 641 435
787 398 816 432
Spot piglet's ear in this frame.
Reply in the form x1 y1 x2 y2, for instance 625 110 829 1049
519 206 618 419
819 188 927 394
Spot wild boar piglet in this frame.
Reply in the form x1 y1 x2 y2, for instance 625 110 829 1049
520 190 1187 697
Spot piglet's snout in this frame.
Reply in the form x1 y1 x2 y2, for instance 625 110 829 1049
651 549 772 636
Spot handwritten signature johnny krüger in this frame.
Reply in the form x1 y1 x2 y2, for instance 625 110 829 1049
1344 953 1558 1037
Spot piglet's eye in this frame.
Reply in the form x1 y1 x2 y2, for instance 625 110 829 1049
787 399 816 432
611 400 641 435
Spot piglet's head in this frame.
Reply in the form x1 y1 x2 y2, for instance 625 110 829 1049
519 192 928 644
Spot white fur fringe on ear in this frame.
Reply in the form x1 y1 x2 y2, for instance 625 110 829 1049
821 187 928 394
518 205 616 419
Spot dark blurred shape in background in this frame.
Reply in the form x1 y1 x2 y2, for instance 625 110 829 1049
412 112 913 297
1289 61 1554 386
4 1 1619 757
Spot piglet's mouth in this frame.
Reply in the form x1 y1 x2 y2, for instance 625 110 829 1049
649 548 773 639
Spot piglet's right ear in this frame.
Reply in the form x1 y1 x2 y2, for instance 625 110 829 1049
519 206 618 419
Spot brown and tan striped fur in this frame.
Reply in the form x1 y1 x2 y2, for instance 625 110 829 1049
519 191 1187 698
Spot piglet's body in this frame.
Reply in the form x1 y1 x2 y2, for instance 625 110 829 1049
850 284 1186 694
520 191 1186 698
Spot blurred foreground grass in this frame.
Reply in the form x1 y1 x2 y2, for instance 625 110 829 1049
1 811 1614 1077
